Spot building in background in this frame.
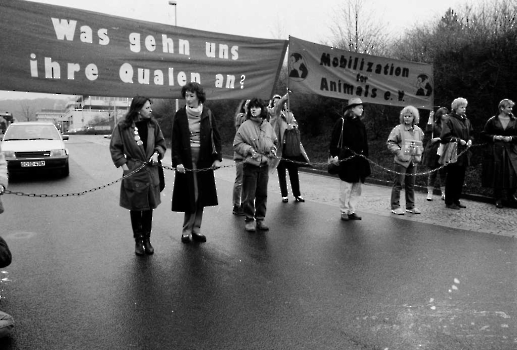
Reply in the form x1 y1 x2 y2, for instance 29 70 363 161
36 109 68 132
63 96 130 132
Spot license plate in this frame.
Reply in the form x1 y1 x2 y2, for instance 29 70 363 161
21 161 45 167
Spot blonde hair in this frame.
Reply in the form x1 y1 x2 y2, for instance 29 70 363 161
399 105 420 125
451 97 468 111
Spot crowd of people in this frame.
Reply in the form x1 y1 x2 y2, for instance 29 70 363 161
103 84 516 254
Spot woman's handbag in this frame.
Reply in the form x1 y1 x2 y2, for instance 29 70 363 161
438 142 458 165
328 118 344 175
158 161 165 192
283 128 302 157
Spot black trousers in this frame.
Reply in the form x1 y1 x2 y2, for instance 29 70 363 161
277 159 301 198
130 210 153 237
445 164 466 206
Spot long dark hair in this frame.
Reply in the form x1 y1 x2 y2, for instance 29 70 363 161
122 96 153 128
434 107 449 124
246 98 267 119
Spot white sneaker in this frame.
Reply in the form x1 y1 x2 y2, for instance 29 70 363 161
391 208 405 215
406 207 421 214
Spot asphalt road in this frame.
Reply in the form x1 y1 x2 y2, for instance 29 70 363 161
0 135 515 350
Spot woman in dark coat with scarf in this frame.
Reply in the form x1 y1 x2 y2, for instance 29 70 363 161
440 97 473 210
171 82 222 243
329 98 371 221
481 98 517 208
110 96 166 255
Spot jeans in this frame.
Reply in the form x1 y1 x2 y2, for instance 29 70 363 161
233 160 244 206
276 159 301 197
242 163 269 221
391 162 416 210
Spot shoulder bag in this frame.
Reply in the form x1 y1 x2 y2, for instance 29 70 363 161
283 128 302 157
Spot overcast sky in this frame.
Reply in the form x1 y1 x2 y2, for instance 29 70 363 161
1 0 488 100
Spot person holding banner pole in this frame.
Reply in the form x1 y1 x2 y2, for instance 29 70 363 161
269 94 307 203
329 98 371 221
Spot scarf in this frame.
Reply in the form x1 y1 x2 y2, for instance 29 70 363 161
186 104 203 146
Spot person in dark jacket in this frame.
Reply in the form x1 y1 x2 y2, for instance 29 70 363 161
110 96 166 255
423 107 449 201
440 97 473 210
171 82 222 243
481 98 517 208
329 98 371 221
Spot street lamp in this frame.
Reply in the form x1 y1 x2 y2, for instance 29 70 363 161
168 1 177 26
168 1 179 112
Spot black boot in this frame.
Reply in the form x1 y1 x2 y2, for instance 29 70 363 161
143 232 154 255
134 234 145 256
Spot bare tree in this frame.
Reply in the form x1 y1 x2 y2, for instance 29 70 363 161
328 0 391 55
19 100 35 121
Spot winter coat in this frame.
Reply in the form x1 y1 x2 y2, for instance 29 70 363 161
110 119 166 211
233 119 277 166
422 122 443 168
329 116 371 183
171 106 222 212
0 237 11 268
480 115 517 188
387 124 424 168
440 112 474 167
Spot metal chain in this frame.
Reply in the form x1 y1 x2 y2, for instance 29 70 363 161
4 163 147 197
1 143 486 197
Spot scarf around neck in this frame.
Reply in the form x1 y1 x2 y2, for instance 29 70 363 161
186 104 203 118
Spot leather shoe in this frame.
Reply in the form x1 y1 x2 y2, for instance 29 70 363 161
446 204 460 210
181 233 190 243
495 200 503 208
455 202 466 208
348 213 362 220
135 239 145 256
256 220 269 231
191 232 206 242
245 220 256 232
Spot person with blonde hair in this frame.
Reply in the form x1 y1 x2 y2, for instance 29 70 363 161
481 98 517 208
440 97 473 209
387 105 424 215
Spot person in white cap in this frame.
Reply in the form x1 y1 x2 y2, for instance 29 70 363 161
329 97 371 221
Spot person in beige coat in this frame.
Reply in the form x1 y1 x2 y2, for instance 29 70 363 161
234 98 278 232
387 106 424 215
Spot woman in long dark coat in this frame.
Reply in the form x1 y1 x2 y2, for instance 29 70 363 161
110 96 166 255
481 99 517 208
329 97 371 221
171 82 222 243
